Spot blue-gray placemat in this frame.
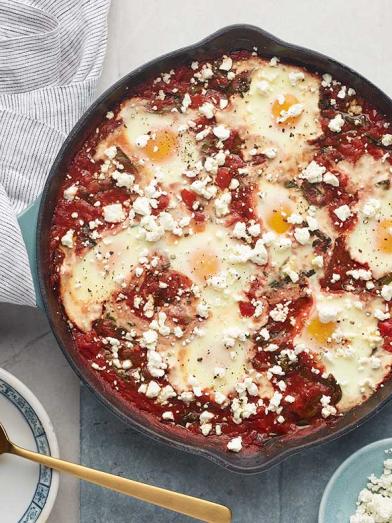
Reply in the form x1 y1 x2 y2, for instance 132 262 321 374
80 387 392 522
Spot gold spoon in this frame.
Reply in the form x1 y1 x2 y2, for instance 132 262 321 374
0 423 231 522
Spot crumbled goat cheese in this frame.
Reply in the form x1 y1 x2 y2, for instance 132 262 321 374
215 391 227 405
195 128 210 141
250 240 268 265
174 326 184 338
381 134 392 147
294 227 310 245
248 222 261 237
103 203 126 223
200 66 213 80
312 255 324 269
227 436 242 452
112 170 135 189
214 192 232 217
350 456 392 523
138 215 164 242
321 73 332 87
334 204 352 222
200 424 212 436
262 147 277 159
104 145 117 159
199 411 214 425
320 394 337 418
346 269 372 281
199 102 215 119
147 350 167 378
300 161 325 183
181 93 192 112
135 134 150 148
307 216 319 231
143 329 158 346
179 391 194 403
277 103 304 123
191 178 217 200
63 184 78 200
133 196 152 216
162 411 174 421
196 301 209 318
323 172 339 186
270 303 289 323
267 391 283 412
232 221 247 239
145 381 161 398
337 86 347 99
219 56 233 71
159 385 177 403
362 199 381 218
288 213 303 225
223 326 248 348
328 113 345 133
381 285 392 302
317 302 340 323
289 71 305 85
283 267 299 283
204 156 218 174
213 125 230 141
61 229 74 248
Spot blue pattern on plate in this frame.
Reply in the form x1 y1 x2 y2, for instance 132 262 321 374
0 379 52 523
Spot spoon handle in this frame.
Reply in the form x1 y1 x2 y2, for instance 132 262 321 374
9 443 231 523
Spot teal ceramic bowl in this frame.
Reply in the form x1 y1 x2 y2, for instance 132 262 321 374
319 438 392 522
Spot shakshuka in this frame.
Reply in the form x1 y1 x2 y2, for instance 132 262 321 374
49 51 392 453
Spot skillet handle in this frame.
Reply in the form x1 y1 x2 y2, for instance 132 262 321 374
17 195 43 310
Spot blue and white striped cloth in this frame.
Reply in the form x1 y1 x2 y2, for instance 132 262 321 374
0 0 110 306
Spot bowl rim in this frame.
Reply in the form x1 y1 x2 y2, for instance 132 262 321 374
318 437 392 522
0 367 60 522
37 23 392 474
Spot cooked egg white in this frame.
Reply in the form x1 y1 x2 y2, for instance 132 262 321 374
163 223 259 396
257 181 309 235
256 180 332 279
294 290 392 411
217 57 322 180
60 226 147 332
110 100 201 187
335 154 392 195
347 181 392 280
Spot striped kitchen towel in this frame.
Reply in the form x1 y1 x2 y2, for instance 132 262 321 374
0 0 110 306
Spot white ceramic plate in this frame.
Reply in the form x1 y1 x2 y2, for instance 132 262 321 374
0 368 59 523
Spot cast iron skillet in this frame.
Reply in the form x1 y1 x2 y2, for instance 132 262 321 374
37 24 392 474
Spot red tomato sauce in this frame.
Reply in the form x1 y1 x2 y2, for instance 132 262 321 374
48 51 392 451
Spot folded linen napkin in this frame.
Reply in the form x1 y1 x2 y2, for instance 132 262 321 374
0 0 110 306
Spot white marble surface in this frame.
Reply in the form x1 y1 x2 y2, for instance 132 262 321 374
0 304 79 523
1 0 391 522
98 0 392 98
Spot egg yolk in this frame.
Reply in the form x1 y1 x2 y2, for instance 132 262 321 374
307 317 336 344
144 129 177 162
272 94 300 124
267 207 292 234
191 251 220 281
377 219 392 253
